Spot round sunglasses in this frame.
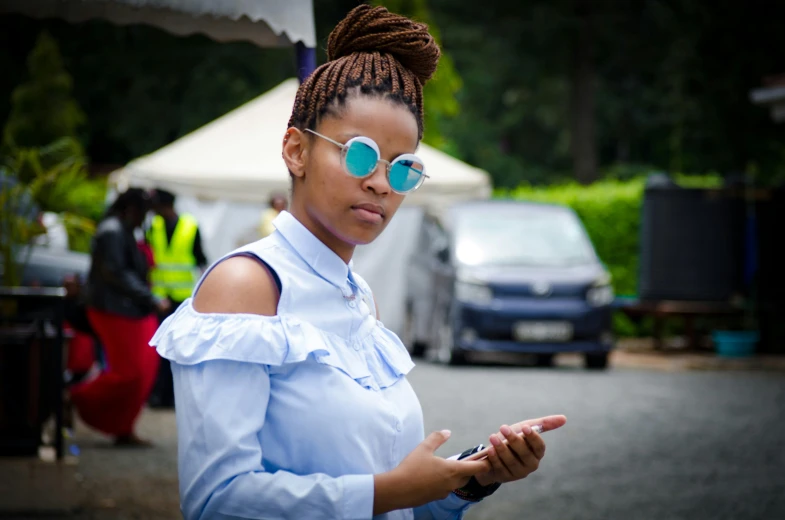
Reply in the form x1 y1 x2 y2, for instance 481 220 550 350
305 129 428 194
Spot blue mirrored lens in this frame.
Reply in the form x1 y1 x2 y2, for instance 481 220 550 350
389 159 425 192
344 141 378 177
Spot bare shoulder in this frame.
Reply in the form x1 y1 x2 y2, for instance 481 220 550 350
192 255 279 316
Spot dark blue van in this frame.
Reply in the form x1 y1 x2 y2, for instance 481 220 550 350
402 200 614 369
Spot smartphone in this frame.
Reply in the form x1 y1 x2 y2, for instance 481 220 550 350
462 424 544 461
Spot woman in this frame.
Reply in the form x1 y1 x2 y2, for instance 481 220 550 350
152 5 566 519
71 188 169 446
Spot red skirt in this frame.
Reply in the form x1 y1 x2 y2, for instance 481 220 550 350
70 309 160 436
66 330 96 375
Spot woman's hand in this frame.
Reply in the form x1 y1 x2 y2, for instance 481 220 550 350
373 430 491 515
155 297 172 314
475 414 567 487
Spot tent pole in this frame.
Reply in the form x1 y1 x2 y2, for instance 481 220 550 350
296 42 316 83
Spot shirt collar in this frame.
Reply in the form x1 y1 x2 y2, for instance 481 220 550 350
273 211 353 289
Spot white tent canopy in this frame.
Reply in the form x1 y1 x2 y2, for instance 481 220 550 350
0 0 316 47
111 78 491 210
110 78 492 333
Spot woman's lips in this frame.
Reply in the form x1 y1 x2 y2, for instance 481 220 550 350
351 206 384 224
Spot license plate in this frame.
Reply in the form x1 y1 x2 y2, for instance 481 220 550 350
513 321 573 342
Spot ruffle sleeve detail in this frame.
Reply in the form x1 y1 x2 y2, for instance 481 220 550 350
362 323 415 390
150 301 414 390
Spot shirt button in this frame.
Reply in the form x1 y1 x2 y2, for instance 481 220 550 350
395 421 402 432
353 343 361 351
348 301 356 308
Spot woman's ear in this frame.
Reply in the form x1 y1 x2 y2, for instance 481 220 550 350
282 128 307 179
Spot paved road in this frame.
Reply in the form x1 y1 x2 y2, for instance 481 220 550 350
409 362 785 520
20 362 785 519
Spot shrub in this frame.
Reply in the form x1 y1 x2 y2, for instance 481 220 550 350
2 138 105 257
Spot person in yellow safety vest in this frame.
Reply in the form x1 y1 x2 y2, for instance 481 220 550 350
146 188 208 408
258 193 288 238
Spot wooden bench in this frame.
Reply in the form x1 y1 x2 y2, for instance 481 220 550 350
618 299 744 350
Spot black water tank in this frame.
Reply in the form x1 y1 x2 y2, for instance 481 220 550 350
755 188 785 354
638 178 743 301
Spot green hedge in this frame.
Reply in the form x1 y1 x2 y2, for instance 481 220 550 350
495 174 722 335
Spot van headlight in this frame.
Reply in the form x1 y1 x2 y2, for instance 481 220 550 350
586 284 614 307
455 281 492 305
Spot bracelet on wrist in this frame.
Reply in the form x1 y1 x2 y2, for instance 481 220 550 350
451 443 501 502
453 477 501 502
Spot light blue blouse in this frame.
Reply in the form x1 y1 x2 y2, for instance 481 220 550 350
151 211 476 520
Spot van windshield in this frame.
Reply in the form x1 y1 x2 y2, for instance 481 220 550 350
453 206 597 267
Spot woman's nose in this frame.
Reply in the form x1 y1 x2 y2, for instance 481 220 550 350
362 161 391 195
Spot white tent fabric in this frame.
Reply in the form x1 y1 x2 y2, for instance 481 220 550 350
111 78 491 209
0 0 316 47
109 78 492 333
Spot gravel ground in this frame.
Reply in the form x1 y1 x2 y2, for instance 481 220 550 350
5 359 784 520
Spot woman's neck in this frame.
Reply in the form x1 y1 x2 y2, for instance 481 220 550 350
289 206 355 264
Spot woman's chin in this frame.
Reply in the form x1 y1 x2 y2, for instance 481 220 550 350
341 224 384 247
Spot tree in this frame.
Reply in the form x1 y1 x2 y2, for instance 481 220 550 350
3 1 784 187
569 0 598 184
3 31 85 151
374 0 463 151
430 0 785 187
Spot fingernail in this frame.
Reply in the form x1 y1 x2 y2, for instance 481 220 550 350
522 425 532 435
441 429 451 438
500 425 512 436
490 434 501 446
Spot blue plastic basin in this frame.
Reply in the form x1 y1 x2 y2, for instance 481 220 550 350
711 330 759 358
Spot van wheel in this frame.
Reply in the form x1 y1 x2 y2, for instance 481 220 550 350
437 320 466 366
402 304 425 358
536 354 555 367
585 352 609 370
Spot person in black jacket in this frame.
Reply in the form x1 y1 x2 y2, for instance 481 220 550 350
70 188 169 447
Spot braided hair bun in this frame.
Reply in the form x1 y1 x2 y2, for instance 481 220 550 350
327 4 440 85
287 4 441 140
